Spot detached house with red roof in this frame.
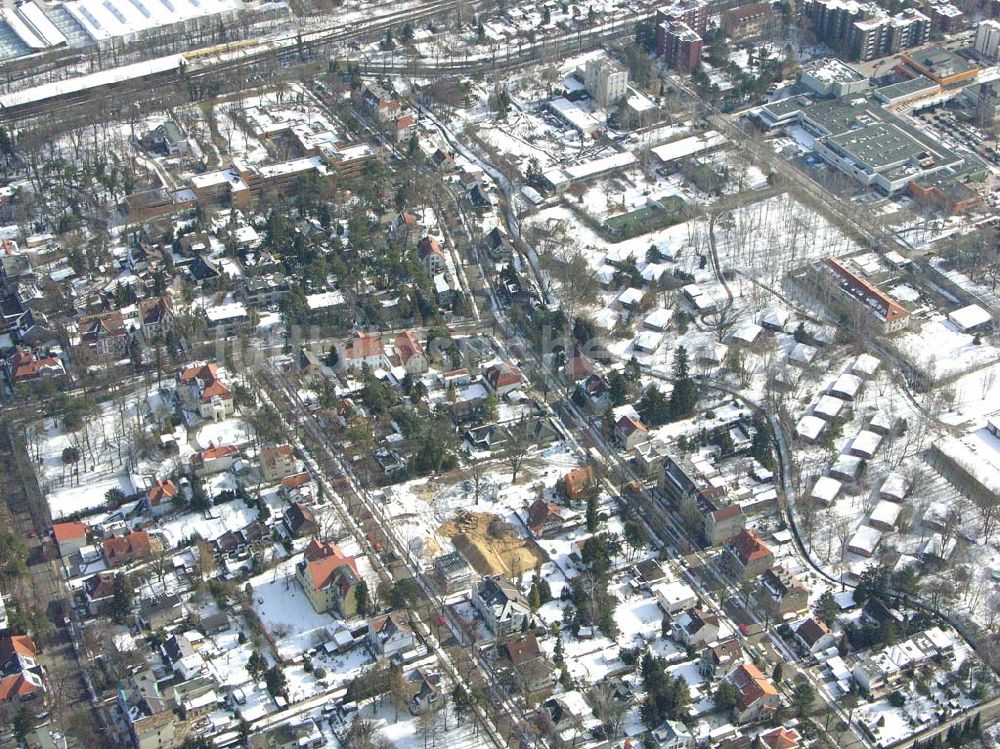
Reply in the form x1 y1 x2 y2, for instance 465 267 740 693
560 466 597 502
177 362 234 421
417 236 448 276
103 530 153 568
723 662 780 723
4 349 65 387
145 479 178 515
484 362 521 396
614 414 648 451
336 331 386 372
759 726 803 749
191 445 239 476
723 530 774 581
394 331 428 375
51 521 88 558
296 540 362 616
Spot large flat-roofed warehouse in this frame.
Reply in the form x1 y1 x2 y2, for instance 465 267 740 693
64 0 243 43
751 93 987 194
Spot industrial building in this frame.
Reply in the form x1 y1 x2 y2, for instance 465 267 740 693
751 93 987 195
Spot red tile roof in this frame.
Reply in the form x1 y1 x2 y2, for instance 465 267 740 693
562 466 596 500
729 663 778 713
0 635 36 661
760 727 802 749
394 331 424 364
417 236 444 259
727 530 772 566
147 479 177 506
52 521 87 542
343 331 385 360
102 530 152 567
304 543 358 590
281 472 312 490
0 672 41 703
199 445 238 461
616 415 648 435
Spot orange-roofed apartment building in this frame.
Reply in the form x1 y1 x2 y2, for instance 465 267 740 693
296 540 362 617
724 662 780 723
52 521 88 558
394 331 428 375
177 362 235 421
723 530 775 581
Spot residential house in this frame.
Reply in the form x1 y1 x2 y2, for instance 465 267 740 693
758 566 810 621
792 618 836 654
190 445 239 476
336 331 386 371
406 666 443 714
471 576 532 638
118 671 183 749
177 363 234 422
146 479 178 515
139 594 184 631
51 521 88 558
83 572 116 615
283 502 319 539
759 726 803 749
78 311 129 357
671 607 721 647
296 540 361 616
495 633 558 698
417 236 448 276
280 473 313 502
723 530 774 581
484 362 521 396
652 719 695 749
392 115 417 144
725 663 780 724
394 331 428 375
433 550 473 594
368 610 415 659
700 639 743 680
103 530 153 568
0 669 44 708
4 349 66 387
261 444 298 482
0 636 38 676
560 465 596 502
575 374 610 414
525 498 578 538
248 721 324 749
614 414 648 451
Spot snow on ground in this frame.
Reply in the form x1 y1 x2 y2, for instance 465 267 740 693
250 557 340 660
893 316 1000 381
196 418 252 449
157 499 258 548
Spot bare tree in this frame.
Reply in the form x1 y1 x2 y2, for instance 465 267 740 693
503 420 533 484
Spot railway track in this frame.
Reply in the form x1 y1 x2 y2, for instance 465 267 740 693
0 0 473 126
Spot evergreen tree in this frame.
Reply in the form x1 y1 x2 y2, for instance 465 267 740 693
111 573 132 625
585 492 599 533
247 649 267 682
667 346 697 420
